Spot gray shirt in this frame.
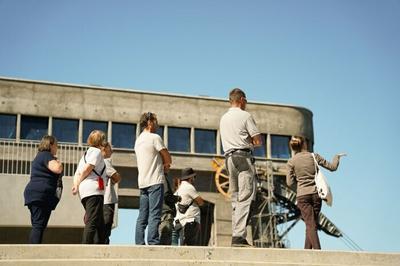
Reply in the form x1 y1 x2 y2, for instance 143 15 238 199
220 107 260 155
104 158 118 205
286 152 340 197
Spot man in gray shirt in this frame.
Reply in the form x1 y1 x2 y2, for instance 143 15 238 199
220 88 262 247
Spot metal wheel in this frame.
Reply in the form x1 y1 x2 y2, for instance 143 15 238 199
211 158 230 199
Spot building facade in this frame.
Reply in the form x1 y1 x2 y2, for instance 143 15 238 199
0 77 314 245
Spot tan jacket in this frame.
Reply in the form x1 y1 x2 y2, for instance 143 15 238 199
286 152 340 197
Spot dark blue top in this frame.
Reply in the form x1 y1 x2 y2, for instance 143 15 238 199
24 151 62 210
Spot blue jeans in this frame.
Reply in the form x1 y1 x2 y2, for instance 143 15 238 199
135 183 164 245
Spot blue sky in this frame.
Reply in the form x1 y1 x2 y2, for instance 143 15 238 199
1 0 399 252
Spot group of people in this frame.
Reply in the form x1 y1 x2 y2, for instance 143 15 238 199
23 87 345 249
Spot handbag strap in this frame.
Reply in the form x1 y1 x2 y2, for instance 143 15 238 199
84 151 106 176
311 153 320 175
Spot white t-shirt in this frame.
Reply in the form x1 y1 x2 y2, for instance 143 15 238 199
134 131 166 189
104 158 118 205
220 107 260 155
174 181 201 226
76 147 106 200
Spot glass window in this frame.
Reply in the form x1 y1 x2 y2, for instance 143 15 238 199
112 122 136 149
21 115 48 140
195 129 216 154
52 118 79 143
0 114 16 139
271 135 291 159
83 120 108 143
156 126 164 139
168 127 190 152
253 134 267 158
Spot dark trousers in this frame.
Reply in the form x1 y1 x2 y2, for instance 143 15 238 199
103 204 115 244
28 204 52 244
81 195 105 244
297 193 322 249
180 221 201 246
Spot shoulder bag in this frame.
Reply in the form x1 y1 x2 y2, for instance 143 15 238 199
311 153 333 206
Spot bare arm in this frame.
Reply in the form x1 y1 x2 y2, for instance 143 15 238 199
159 148 172 173
48 159 63 174
194 196 204 207
72 163 94 195
252 134 262 147
110 172 121 184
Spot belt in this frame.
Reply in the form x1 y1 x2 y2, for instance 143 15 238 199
225 148 252 157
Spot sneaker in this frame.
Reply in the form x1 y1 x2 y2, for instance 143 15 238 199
231 237 252 247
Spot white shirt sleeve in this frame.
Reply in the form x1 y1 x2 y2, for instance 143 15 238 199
104 158 117 177
85 147 102 166
246 115 260 137
153 134 166 152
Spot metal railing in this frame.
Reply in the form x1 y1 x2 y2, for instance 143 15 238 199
0 140 86 177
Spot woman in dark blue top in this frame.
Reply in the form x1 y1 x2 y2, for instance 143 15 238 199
24 135 63 244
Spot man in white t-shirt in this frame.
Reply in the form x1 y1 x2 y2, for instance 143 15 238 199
174 168 204 246
134 112 172 245
220 88 262 247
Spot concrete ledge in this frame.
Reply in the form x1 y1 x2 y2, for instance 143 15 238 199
0 245 399 266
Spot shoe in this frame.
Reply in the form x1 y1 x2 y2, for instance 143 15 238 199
231 237 252 247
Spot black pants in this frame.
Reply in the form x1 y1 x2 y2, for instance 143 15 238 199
297 193 322 249
82 195 105 244
103 204 115 244
28 203 52 244
180 221 201 246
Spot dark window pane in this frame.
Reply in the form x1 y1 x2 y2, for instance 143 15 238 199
168 127 190 152
83 120 108 143
0 114 16 139
21 115 48 140
195 129 216 154
271 135 291 159
52 118 78 143
156 126 164 139
253 134 267 158
112 122 136 149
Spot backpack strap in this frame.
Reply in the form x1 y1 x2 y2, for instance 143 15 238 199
84 151 106 176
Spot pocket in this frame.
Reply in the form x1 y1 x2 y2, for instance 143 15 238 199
238 172 254 201
232 155 250 172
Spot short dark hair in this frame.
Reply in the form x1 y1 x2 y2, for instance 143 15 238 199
289 136 306 153
139 112 157 130
38 135 57 152
229 88 246 103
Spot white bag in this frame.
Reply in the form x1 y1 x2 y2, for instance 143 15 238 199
311 153 332 206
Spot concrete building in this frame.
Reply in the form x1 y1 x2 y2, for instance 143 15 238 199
0 76 315 246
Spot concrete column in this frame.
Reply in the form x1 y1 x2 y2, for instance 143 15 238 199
16 113 21 142
48 116 53 135
108 121 112 143
190 127 195 153
164 125 168 148
216 129 221 155
266 134 271 159
78 119 83 146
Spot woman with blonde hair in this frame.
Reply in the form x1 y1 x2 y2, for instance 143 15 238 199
24 135 63 244
286 136 346 249
72 130 107 244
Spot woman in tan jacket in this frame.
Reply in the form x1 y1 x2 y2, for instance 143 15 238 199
286 136 345 249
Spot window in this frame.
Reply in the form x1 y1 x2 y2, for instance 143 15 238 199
21 115 48 140
271 135 291 159
0 114 16 139
195 129 216 154
112 122 136 149
156 126 164 139
253 134 267 158
52 118 79 143
168 127 190 152
83 120 108 143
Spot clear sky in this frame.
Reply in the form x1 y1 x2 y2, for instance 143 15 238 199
1 0 399 252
